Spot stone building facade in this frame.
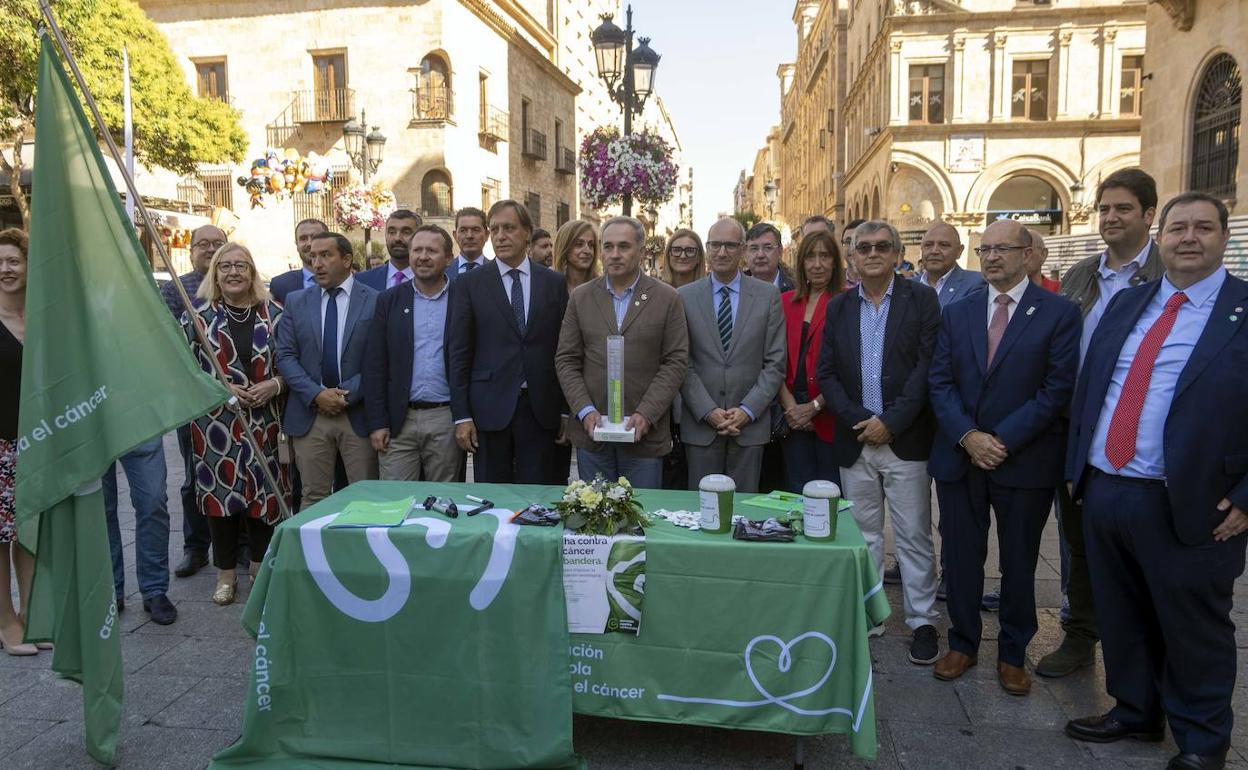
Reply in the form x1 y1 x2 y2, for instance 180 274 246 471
1139 0 1244 215
140 0 583 276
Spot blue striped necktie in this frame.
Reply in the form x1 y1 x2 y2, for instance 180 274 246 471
717 285 733 352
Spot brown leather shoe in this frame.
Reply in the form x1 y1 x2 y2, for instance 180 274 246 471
997 661 1032 695
933 650 977 681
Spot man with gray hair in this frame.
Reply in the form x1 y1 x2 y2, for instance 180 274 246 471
556 216 689 487
678 216 786 492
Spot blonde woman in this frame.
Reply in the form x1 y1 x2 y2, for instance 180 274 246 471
182 244 291 605
660 228 706 288
553 220 599 291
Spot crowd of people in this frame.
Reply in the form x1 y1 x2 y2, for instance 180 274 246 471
0 167 1244 769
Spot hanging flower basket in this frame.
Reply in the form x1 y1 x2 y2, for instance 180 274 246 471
579 126 678 211
333 182 397 230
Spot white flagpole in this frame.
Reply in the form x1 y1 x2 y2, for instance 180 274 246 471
122 45 134 223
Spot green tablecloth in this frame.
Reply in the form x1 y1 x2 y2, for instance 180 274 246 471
210 481 889 769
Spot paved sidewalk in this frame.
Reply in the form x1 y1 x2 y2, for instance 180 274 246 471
2 434 1245 768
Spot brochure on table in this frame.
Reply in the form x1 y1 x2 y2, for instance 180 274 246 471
562 532 645 634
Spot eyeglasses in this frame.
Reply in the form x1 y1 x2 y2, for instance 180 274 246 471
854 242 895 255
972 245 1027 257
668 246 700 258
193 239 226 251
746 243 778 255
217 262 251 273
706 241 743 254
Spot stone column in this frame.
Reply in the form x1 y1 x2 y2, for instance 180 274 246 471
951 34 967 123
991 33 1008 121
1056 30 1073 119
1100 27 1119 117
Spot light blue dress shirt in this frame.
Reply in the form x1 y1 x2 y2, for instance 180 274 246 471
1089 267 1226 479
408 280 451 402
858 277 894 415
710 271 742 327
1079 241 1152 364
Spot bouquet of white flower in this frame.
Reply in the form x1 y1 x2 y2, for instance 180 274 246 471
555 475 650 536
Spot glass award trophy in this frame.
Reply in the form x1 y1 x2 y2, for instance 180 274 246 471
593 335 637 443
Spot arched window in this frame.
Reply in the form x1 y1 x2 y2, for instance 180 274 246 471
414 54 451 121
421 170 453 218
1190 54 1241 199
987 174 1063 234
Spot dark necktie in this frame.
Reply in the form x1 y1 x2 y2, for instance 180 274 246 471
509 268 526 334
321 287 342 388
717 286 733 352
1104 291 1188 469
462 261 478 273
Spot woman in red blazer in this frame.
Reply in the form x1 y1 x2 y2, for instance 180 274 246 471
778 230 845 491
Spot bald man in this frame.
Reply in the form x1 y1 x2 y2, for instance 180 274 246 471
927 218 1081 695
914 222 984 310
1026 228 1061 293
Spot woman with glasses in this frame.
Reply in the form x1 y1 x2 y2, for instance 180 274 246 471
777 230 845 491
553 220 599 291
183 243 291 606
660 229 706 289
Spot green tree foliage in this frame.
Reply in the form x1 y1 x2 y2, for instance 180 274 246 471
0 0 247 219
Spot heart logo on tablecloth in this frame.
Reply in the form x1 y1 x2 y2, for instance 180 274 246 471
744 632 837 708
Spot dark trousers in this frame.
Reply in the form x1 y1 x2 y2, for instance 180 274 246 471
476 390 560 484
552 443 572 486
1054 481 1098 644
176 424 211 556
1083 469 1244 755
780 430 841 493
936 469 1053 666
207 516 274 571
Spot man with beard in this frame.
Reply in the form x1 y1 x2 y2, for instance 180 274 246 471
357 210 424 291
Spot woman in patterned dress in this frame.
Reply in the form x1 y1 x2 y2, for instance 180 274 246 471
183 243 291 606
0 228 39 655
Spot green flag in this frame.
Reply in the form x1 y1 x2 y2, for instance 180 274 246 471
16 37 230 765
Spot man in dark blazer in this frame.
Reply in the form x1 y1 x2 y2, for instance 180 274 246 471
817 220 942 665
356 210 423 292
927 219 1081 696
269 218 327 305
275 232 378 508
363 224 461 482
913 221 985 310
1063 193 1247 770
447 200 569 483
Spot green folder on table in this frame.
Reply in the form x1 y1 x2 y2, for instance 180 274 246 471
740 490 853 513
328 497 417 528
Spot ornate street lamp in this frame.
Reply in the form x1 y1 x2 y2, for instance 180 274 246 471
592 6 661 216
342 108 387 249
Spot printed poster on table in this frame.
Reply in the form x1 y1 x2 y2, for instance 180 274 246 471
562 533 645 634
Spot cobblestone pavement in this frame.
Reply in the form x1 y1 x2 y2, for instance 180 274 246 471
3 434 1246 769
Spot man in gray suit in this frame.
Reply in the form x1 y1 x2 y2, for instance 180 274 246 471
679 217 786 492
914 222 984 310
276 232 379 509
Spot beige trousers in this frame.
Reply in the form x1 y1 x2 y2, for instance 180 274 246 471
292 412 378 510
378 405 462 482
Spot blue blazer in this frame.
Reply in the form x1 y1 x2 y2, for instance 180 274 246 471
275 281 378 438
816 278 941 466
446 260 569 432
914 265 986 310
269 269 307 306
362 282 452 435
928 282 1081 487
1068 273 1248 546
356 264 391 292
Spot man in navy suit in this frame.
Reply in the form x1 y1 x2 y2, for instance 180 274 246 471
356 210 423 292
269 218 327 305
927 219 1081 696
914 221 985 310
1064 193 1247 770
363 224 461 481
275 232 379 508
447 207 489 283
447 200 569 483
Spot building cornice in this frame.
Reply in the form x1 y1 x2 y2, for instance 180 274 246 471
457 0 580 95
889 118 1141 140
460 0 557 55
1148 0 1195 31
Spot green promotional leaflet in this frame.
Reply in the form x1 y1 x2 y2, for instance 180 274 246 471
215 482 889 768
17 39 231 765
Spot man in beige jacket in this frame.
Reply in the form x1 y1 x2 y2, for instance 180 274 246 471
555 216 689 488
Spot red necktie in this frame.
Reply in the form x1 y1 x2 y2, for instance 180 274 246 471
1103 291 1188 470
986 294 1011 366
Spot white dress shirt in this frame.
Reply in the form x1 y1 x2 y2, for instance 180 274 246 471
497 256 532 321
986 276 1030 326
319 274 353 382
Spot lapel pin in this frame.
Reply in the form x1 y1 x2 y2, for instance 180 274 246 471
641 293 648 300
1231 315 1239 322
1026 306 1036 316
403 308 410 314
634 300 640 306
1236 307 1244 313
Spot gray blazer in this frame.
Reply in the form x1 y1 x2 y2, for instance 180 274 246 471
275 280 378 438
678 274 786 447
913 264 985 310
